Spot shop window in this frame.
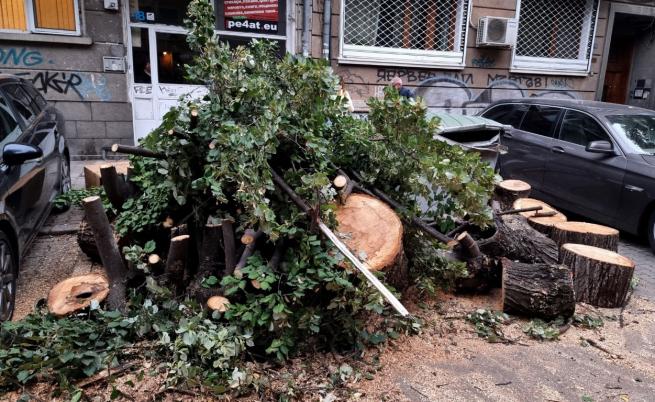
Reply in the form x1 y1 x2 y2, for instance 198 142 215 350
340 0 471 68
512 0 599 75
130 0 193 26
0 0 80 35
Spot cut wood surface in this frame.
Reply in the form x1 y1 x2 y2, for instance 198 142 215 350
100 164 129 210
513 198 567 235
494 180 531 209
502 258 575 320
559 244 635 308
48 273 109 317
207 296 230 312
552 222 619 252
83 161 130 189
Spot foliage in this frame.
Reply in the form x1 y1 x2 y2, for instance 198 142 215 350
466 309 508 343
54 187 113 213
522 317 566 341
572 313 604 330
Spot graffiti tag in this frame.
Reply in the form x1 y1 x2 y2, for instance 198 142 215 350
0 47 45 67
15 71 82 95
376 68 474 85
471 55 496 69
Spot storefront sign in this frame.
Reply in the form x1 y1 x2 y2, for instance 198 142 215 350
224 0 279 34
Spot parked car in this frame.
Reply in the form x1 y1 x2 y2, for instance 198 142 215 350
480 98 655 251
0 74 70 321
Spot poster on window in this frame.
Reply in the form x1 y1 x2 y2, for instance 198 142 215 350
224 0 279 34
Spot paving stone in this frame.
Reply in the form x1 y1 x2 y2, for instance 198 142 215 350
619 237 655 301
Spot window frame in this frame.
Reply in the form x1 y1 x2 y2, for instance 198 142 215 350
338 0 472 69
518 105 564 138
481 103 529 128
511 0 600 76
0 0 81 36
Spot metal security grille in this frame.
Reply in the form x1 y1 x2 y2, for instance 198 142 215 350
343 0 470 53
516 0 599 60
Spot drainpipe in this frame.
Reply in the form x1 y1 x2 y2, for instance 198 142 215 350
322 0 332 60
302 0 311 57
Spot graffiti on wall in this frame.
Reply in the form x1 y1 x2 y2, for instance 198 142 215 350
376 68 579 115
0 70 114 101
0 47 51 67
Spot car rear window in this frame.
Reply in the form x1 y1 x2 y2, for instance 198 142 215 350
520 106 561 137
481 104 528 127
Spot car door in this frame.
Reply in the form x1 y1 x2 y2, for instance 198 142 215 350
0 83 48 244
542 109 627 223
497 105 561 194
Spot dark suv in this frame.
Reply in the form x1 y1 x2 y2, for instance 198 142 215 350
0 74 70 320
480 98 655 251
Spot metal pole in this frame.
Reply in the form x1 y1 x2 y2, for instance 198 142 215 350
302 0 311 57
321 0 332 59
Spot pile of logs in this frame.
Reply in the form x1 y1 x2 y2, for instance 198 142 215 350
48 152 637 322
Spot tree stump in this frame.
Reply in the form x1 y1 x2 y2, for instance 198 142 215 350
513 198 567 235
335 193 407 289
494 180 531 210
501 258 575 320
559 244 635 308
48 273 109 317
77 219 102 263
551 222 619 252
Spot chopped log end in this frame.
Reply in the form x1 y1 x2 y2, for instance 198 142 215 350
148 254 161 265
162 217 174 228
48 273 109 317
82 195 102 204
167 129 175 135
562 244 634 268
456 231 482 259
553 222 620 252
251 280 262 289
99 164 112 170
513 198 567 234
498 179 531 193
335 193 403 272
209 140 217 150
240 229 258 245
333 175 348 188
555 222 619 237
207 296 230 312
171 234 191 243
111 144 119 152
191 109 199 117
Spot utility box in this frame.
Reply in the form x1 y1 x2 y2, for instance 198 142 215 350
104 0 119 11
103 56 126 73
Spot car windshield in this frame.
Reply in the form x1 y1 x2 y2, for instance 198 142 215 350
607 114 655 154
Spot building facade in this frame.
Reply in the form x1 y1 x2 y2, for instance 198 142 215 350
1 0 654 157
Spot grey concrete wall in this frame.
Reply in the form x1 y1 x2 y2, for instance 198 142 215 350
626 31 655 110
0 0 133 158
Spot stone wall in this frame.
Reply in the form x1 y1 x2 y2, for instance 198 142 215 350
0 0 133 158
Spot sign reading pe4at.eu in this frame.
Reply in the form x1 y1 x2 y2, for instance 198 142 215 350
224 0 279 34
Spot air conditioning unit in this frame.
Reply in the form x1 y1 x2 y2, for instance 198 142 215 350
477 17 518 47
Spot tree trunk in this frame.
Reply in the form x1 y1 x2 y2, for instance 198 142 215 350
222 218 237 277
335 193 408 289
77 219 102 263
47 273 109 316
82 196 128 312
494 180 531 210
100 164 129 211
559 244 635 308
188 223 224 303
551 222 619 252
512 198 567 236
166 235 190 295
456 256 501 293
478 204 559 265
234 230 264 275
501 258 575 320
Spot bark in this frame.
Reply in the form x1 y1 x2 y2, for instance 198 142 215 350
479 205 559 265
111 144 165 159
77 218 102 263
551 222 619 252
166 235 190 295
559 244 635 308
235 230 264 273
47 273 109 316
456 231 482 259
494 180 531 210
222 218 237 277
456 256 501 293
502 258 575 320
334 173 355 204
100 164 129 210
82 196 128 312
188 223 223 303
267 239 285 271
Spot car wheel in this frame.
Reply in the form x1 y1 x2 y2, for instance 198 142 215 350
648 210 655 253
0 232 17 321
53 157 72 213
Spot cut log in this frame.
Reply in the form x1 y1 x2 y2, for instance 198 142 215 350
77 219 102 263
82 196 128 312
479 203 558 265
234 230 264 274
551 222 619 252
501 258 575 320
333 175 348 189
494 180 531 210
456 231 482 259
207 296 230 312
83 161 130 189
335 193 408 289
188 223 223 303
559 244 635 308
166 235 190 295
48 273 109 317
222 218 237 277
110 144 165 160
513 198 567 235
100 164 129 210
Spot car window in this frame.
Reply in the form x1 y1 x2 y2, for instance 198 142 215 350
559 110 610 147
0 95 22 143
519 106 561 137
481 104 528 127
2 84 39 125
21 83 47 110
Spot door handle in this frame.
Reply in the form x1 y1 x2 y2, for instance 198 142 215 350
551 146 565 154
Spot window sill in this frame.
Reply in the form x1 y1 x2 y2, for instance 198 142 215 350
0 32 93 46
511 56 591 77
340 44 466 70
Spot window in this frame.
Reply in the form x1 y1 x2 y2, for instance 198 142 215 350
130 0 193 26
0 95 22 143
482 104 528 128
22 84 47 110
3 84 40 126
512 0 599 75
559 110 609 146
340 0 471 67
520 106 562 137
0 0 80 35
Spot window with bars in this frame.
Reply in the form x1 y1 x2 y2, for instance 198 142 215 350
340 0 471 67
512 0 599 75
0 0 81 35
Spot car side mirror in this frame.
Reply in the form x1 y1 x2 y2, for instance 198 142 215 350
586 140 615 154
2 143 43 166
